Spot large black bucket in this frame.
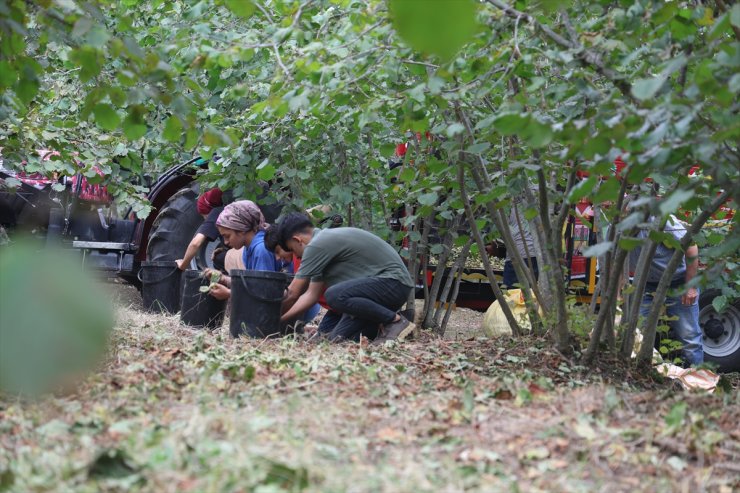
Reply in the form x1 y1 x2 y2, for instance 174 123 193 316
180 270 226 329
139 261 182 314
230 270 288 338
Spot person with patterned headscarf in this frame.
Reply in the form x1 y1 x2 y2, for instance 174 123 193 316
203 200 290 300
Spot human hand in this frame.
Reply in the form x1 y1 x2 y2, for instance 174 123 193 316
211 246 226 261
682 287 698 306
175 259 186 271
209 283 230 300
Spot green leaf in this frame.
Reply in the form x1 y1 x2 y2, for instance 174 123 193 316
731 4 740 29
592 177 621 204
389 0 479 59
163 116 183 142
123 119 147 141
399 167 416 182
417 192 438 206
712 295 728 313
631 76 665 101
446 123 464 138
523 120 553 148
0 61 16 88
257 164 276 181
567 176 598 203
224 0 255 19
618 237 643 251
15 76 39 105
466 142 490 154
583 135 611 158
729 74 740 93
665 401 687 429
185 127 199 150
289 92 310 112
582 241 613 258
659 189 694 216
493 114 529 136
93 104 120 131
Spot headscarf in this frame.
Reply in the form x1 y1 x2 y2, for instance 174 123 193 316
216 200 266 233
196 188 223 215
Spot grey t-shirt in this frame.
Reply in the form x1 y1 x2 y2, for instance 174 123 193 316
631 215 687 284
296 228 413 288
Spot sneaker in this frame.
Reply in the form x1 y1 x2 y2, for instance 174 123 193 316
372 315 415 346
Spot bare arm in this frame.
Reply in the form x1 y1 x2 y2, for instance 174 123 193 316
282 276 310 313
682 244 699 305
176 233 207 270
281 281 324 322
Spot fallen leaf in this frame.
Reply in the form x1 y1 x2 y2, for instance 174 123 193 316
522 446 550 460
493 389 513 400
376 427 404 442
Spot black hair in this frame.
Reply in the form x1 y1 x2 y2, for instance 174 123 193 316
263 224 280 253
278 212 314 251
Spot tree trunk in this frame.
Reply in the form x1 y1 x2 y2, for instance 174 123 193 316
459 163 523 336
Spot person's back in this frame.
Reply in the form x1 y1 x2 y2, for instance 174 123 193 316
297 227 412 288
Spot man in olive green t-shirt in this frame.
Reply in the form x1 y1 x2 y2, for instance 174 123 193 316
277 213 415 343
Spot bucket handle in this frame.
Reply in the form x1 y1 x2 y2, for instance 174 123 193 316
238 275 285 303
137 266 180 284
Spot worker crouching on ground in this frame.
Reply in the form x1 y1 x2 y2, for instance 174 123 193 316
276 213 415 344
203 200 290 300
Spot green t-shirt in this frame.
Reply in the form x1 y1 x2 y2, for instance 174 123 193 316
296 228 413 288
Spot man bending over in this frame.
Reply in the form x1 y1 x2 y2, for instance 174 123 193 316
278 213 415 344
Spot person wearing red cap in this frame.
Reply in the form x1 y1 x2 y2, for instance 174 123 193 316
176 188 225 272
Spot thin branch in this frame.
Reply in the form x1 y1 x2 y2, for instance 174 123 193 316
400 59 440 69
254 2 275 24
272 43 292 79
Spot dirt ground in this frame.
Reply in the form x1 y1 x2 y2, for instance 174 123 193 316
1 284 739 493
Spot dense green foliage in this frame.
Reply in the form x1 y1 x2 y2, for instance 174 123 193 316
1 0 738 364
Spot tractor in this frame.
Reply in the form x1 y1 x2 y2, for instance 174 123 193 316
0 155 279 287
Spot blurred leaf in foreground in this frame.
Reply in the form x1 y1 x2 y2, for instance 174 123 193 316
0 238 113 396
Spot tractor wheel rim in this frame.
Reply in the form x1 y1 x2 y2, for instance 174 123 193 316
700 303 740 358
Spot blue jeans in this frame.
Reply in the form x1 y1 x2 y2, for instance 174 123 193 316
303 303 321 323
641 288 703 366
320 277 411 342
503 258 538 288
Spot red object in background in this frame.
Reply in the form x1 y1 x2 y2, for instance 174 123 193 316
196 188 223 215
70 170 113 204
13 150 113 204
576 156 627 180
569 201 594 279
394 131 434 158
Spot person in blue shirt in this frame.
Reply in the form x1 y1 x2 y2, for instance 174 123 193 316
204 200 290 300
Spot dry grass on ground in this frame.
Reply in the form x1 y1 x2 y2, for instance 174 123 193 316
0 289 739 493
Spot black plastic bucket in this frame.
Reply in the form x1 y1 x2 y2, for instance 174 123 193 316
230 270 288 338
180 270 226 329
139 261 182 314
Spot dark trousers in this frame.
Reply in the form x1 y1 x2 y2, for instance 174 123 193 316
318 277 411 342
503 258 539 288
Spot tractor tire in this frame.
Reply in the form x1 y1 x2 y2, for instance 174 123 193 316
700 289 740 372
147 185 208 267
